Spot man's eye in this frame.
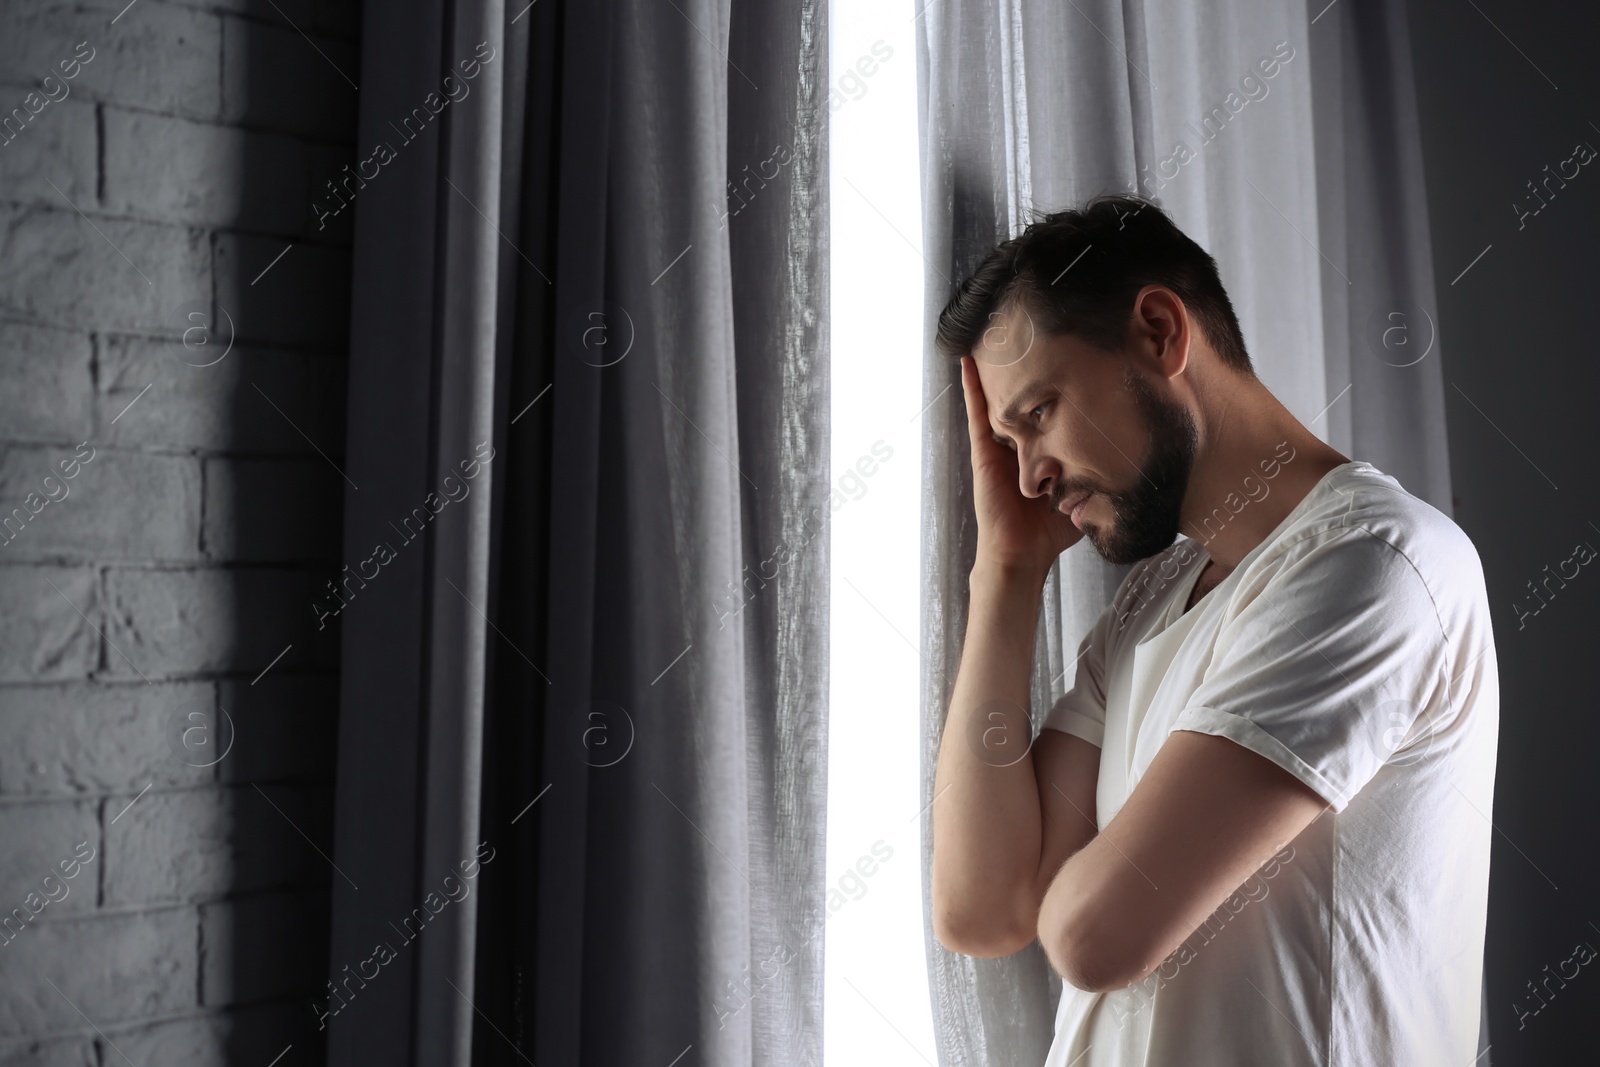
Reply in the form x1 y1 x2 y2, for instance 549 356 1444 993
1030 401 1050 420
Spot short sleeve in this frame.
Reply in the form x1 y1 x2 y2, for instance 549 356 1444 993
1042 597 1118 748
1170 529 1450 813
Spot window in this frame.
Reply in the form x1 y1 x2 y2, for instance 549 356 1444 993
825 2 935 1062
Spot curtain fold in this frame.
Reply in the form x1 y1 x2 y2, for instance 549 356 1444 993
913 0 1466 1062
327 1 829 1064
1309 0 1453 512
323 2 513 1064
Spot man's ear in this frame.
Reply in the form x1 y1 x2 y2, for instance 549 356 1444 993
1129 285 1190 382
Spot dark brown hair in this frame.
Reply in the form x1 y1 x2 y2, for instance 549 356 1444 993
934 193 1253 375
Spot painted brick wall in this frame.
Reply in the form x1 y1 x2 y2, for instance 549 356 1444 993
0 2 358 1063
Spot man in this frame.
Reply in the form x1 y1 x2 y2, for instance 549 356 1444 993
930 194 1497 1066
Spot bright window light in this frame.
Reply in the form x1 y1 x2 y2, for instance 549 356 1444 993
825 1 933 1063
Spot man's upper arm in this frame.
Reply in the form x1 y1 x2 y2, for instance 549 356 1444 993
1036 729 1328 991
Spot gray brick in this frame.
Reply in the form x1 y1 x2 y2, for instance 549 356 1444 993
201 889 329 1005
0 446 201 562
102 108 313 234
101 566 339 677
0 1035 95 1067
108 1001 318 1066
0 444 103 560
215 233 351 350
0 680 217 796
218 675 338 784
222 16 358 141
0 3 222 122
0 567 98 682
0 908 196 1036
0 802 98 920
104 785 335 905
98 335 347 455
0 204 211 335
0 322 93 443
204 458 342 563
0 95 96 207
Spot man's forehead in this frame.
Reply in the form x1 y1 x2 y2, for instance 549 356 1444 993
971 305 1038 366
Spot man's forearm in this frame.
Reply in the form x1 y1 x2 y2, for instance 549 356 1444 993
931 559 1051 954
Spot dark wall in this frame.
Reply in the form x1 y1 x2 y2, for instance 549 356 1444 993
1407 1 1600 1062
0 1 358 1062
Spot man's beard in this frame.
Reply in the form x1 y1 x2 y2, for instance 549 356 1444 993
1076 366 1198 566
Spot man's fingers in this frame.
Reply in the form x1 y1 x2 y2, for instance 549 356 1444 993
960 356 993 458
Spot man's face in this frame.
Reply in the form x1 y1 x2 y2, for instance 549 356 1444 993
974 306 1197 565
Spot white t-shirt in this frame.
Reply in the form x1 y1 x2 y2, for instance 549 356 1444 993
1041 460 1498 1067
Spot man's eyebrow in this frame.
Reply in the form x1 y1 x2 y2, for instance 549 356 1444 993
995 379 1057 427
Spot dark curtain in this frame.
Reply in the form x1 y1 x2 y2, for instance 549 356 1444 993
327 1 830 1064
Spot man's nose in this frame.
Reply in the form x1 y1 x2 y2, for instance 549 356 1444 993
1017 445 1054 500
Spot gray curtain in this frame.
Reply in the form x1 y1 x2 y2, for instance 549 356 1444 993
325 0 829 1064
913 0 1469 1063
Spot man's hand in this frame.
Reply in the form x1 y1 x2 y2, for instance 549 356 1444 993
960 354 1081 574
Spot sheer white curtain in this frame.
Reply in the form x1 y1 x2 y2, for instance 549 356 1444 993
912 0 1471 1062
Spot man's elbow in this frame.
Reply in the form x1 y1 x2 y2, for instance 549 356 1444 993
1042 936 1128 993
1039 903 1149 993
932 901 1035 959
